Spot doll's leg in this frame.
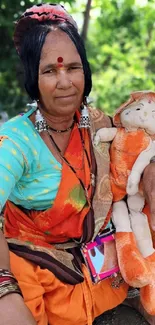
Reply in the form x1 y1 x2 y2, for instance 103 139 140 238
127 193 155 258
112 200 150 288
127 193 155 315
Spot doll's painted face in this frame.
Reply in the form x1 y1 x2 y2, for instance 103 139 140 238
120 97 155 134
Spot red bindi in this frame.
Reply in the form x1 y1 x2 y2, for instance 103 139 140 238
57 57 63 63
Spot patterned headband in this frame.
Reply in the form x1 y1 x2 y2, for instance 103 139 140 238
14 3 78 55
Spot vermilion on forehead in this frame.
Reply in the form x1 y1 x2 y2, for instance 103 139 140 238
57 57 63 63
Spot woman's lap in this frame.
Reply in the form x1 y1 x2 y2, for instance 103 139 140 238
10 251 128 325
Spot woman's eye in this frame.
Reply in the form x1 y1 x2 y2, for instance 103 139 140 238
136 108 141 111
68 66 81 71
44 69 55 74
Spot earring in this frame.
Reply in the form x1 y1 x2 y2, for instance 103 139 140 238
35 108 47 133
26 101 37 109
78 98 90 129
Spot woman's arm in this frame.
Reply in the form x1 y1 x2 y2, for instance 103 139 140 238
0 230 37 325
143 162 155 230
0 137 37 324
1 293 37 325
0 230 10 270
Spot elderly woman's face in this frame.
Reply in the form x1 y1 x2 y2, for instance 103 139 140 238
38 29 85 117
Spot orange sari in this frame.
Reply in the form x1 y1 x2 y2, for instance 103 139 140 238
4 111 128 325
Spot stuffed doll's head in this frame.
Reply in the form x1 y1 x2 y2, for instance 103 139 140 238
113 91 155 135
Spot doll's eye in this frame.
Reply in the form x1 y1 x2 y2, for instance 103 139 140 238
152 110 155 112
136 108 141 111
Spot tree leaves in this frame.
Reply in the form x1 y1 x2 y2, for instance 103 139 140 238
86 0 155 114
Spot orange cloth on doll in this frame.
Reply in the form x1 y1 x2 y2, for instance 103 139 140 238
110 128 150 201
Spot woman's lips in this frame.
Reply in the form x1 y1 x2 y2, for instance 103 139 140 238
55 94 76 102
56 94 76 99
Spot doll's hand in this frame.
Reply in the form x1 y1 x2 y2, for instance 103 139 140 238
94 128 117 145
143 163 155 231
127 170 141 195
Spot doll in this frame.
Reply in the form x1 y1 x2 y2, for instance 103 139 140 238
94 91 155 315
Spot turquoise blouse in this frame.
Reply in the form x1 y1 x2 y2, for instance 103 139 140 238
0 108 62 212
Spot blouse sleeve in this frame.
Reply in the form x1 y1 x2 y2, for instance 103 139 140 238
0 136 25 212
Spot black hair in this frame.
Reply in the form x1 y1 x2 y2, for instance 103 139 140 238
19 20 92 100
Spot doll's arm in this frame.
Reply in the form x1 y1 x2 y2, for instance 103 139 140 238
94 127 117 146
127 139 155 195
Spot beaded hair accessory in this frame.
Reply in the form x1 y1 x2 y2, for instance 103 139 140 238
14 3 78 55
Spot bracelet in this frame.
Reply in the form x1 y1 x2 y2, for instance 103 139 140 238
0 269 17 279
0 269 23 299
150 156 155 163
0 282 23 299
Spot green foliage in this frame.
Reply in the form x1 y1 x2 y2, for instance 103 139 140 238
86 0 155 115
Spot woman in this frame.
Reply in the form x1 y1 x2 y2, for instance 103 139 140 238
0 3 155 325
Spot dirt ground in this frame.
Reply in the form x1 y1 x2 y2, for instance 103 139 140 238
93 305 149 325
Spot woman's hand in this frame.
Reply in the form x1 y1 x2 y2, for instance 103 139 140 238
143 163 155 230
0 231 37 324
0 293 37 325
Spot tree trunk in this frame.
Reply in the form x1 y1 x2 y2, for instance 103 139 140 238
81 0 92 43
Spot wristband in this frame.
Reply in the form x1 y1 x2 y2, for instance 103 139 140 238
0 269 23 299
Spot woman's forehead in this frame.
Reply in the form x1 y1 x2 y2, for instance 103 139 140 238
40 30 80 62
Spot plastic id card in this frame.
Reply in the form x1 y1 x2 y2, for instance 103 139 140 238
81 229 119 283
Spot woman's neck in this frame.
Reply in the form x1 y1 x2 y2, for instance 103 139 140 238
39 108 74 131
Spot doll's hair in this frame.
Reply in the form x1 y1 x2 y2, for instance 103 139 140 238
113 91 155 127
132 91 155 103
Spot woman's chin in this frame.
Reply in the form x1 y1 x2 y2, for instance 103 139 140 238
54 103 78 116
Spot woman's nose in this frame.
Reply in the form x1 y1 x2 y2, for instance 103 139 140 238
144 111 148 117
56 69 72 89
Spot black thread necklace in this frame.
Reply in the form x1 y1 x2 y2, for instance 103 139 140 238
47 126 91 203
47 120 75 133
